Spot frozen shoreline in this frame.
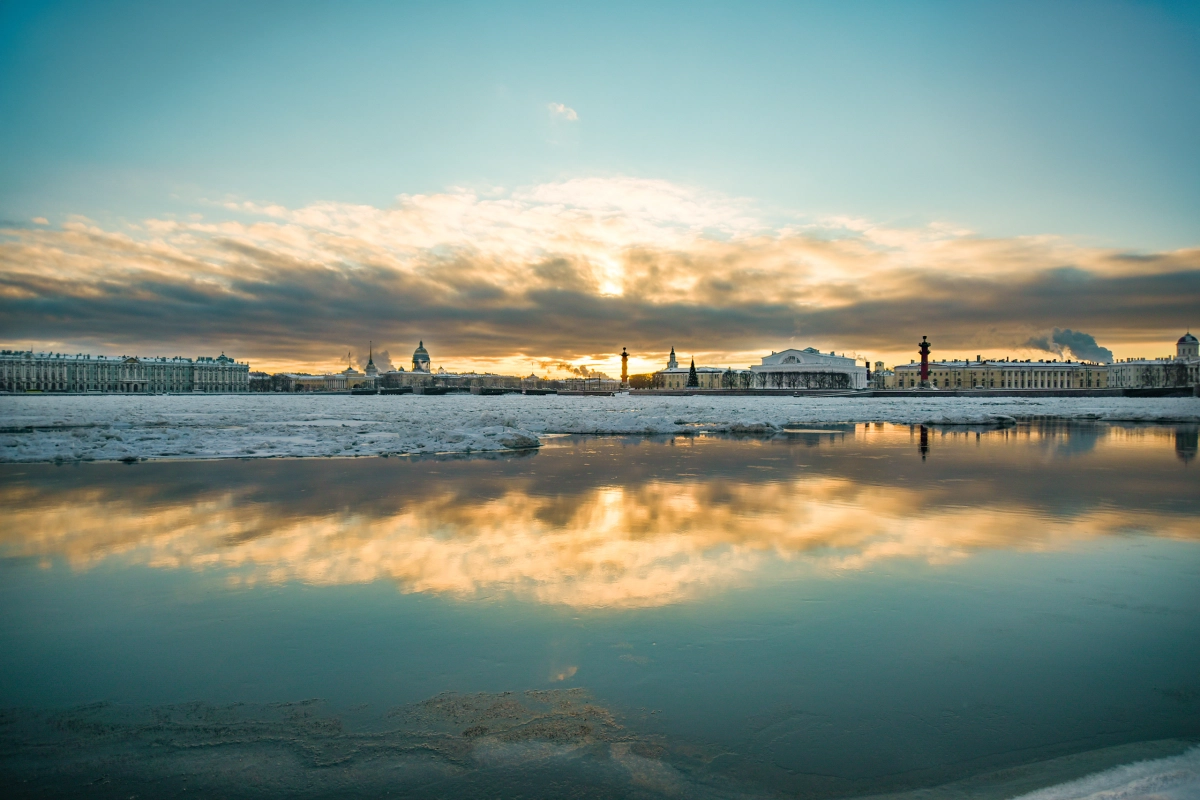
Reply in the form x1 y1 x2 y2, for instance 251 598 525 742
2 393 1198 463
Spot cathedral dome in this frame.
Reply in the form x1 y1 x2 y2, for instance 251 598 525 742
1179 332 1198 344
412 341 431 373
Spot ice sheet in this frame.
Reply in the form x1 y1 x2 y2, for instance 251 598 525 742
1011 745 1200 800
2 393 1198 463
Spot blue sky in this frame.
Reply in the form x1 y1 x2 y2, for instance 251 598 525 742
4 0 1198 246
1 1 1198 372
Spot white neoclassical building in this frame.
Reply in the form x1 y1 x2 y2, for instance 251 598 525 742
0 350 249 393
652 345 866 390
1107 333 1200 389
751 348 868 390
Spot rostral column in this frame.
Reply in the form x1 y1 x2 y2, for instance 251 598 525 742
918 336 931 389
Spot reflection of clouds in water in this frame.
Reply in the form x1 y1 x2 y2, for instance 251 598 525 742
2 474 1196 609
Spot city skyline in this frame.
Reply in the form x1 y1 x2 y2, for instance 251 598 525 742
2 1 1198 377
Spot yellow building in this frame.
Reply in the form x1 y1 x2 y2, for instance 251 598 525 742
653 347 745 389
891 358 1109 390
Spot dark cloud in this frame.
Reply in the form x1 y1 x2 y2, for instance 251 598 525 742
1 221 1197 369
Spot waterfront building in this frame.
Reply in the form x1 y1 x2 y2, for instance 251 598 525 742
654 348 738 389
1106 334 1200 389
412 341 431 373
0 350 249 393
886 333 1198 390
652 346 862 390
563 376 623 392
870 361 894 389
891 357 1108 390
750 348 868 390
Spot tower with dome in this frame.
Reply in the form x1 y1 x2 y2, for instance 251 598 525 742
412 341 431 373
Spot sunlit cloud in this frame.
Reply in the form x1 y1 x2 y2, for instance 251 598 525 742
0 176 1196 372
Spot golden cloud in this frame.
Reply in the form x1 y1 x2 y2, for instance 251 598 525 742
1 177 1197 372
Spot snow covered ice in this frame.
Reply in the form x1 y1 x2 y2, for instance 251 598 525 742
1011 746 1200 800
2 393 1199 463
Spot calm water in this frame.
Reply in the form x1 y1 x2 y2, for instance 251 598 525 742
1 423 1198 798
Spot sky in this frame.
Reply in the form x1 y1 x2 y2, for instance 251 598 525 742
1 0 1198 376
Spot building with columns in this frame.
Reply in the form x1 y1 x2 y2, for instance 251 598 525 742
751 348 868 390
1106 333 1200 389
0 350 249 393
891 357 1109 390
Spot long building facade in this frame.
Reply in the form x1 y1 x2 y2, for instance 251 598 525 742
891 358 1109 390
885 333 1199 390
0 350 250 393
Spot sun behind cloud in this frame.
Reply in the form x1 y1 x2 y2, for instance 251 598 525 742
0 176 1196 373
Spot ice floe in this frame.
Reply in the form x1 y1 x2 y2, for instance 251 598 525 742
1 393 1197 463
1011 745 1200 800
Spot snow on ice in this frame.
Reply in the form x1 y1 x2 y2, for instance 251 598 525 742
1 393 1198 463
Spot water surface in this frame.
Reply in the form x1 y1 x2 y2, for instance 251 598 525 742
2 423 1198 798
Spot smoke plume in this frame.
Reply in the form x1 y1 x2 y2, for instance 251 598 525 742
1024 328 1114 362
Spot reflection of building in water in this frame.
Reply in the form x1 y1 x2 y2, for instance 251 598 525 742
1177 427 1198 464
0 350 249 393
6 427 1197 609
1107 333 1200 389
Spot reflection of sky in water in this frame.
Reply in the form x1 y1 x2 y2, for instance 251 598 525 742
2 424 1196 608
1 423 1198 799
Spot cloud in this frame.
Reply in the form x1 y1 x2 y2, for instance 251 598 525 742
548 102 578 121
31 217 48 226
1024 328 1115 363
0 176 1196 370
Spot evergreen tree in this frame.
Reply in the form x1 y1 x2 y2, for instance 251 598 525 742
687 358 699 387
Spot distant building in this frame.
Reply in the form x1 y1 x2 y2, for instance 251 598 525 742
412 341 431 373
651 345 862 390
751 348 867 390
885 333 1198 390
0 350 249 393
563 376 622 392
891 357 1108 390
870 361 894 390
1107 333 1199 389
653 348 742 389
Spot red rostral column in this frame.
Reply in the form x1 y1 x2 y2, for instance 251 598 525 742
621 347 629 386
918 336 931 388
